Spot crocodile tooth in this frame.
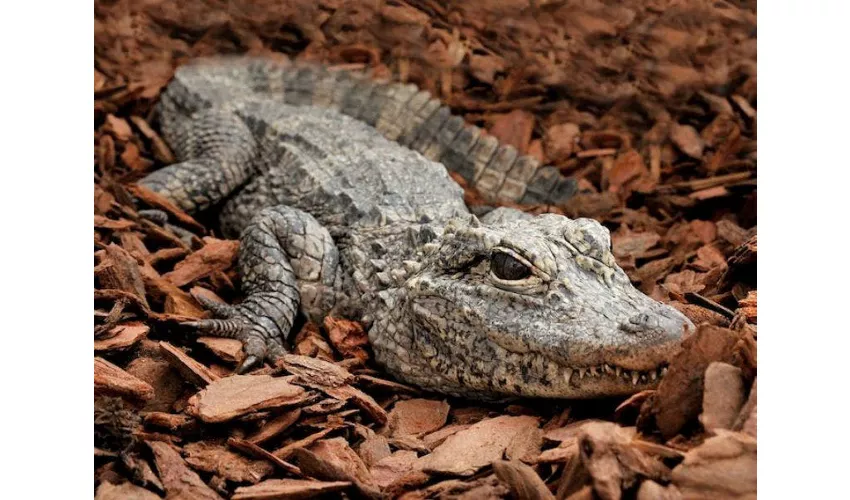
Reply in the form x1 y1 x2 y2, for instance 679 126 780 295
640 374 647 383
564 369 573 383
661 366 669 377
650 371 658 381
615 366 622 377
589 366 599 377
578 368 586 379
631 372 640 385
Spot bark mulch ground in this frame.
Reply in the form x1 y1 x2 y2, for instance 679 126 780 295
95 1 757 498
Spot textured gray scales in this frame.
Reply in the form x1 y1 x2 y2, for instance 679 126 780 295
141 57 694 399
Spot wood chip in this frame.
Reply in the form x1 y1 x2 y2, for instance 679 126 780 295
227 437 304 477
732 378 757 437
323 317 370 362
164 237 240 287
143 412 195 431
280 354 354 388
576 148 617 158
493 460 555 500
126 356 185 412
187 374 308 423
293 438 382 499
184 441 274 483
699 362 745 432
355 374 421 396
95 357 154 401
544 122 581 163
273 427 338 461
95 323 149 352
737 290 757 324
607 149 648 192
129 115 176 163
323 384 388 425
636 481 683 500
95 481 160 500
489 109 535 153
232 479 351 500
422 423 471 450
371 450 419 489
386 399 450 437
148 441 224 500
159 341 220 387
579 422 671 500
95 244 149 308
139 263 205 318
105 114 133 140
248 408 302 444
638 325 752 439
670 431 756 498
417 415 539 476
670 123 705 159
197 337 245 364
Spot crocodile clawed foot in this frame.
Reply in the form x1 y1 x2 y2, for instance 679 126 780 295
183 295 288 373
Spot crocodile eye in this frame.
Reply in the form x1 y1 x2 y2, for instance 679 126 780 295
491 252 532 281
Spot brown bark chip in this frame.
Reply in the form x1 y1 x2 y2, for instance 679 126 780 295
670 123 705 159
492 460 555 500
96 244 149 309
416 415 540 476
293 438 381 498
126 356 185 412
197 337 245 364
148 441 225 500
578 422 671 500
279 354 354 388
323 317 370 362
370 450 419 488
183 441 275 484
95 323 149 352
732 378 757 437
544 123 581 163
159 341 220 387
248 408 302 444
670 431 756 499
165 237 239 287
95 357 154 401
323 384 389 425
232 479 351 500
639 325 752 439
358 435 392 467
186 375 307 423
636 481 682 500
386 399 450 437
699 362 746 432
489 109 536 153
95 481 160 500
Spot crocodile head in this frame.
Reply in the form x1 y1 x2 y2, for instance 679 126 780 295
383 213 693 399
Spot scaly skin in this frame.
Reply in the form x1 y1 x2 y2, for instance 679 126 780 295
140 57 693 399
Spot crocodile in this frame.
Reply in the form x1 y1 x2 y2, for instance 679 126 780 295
139 56 693 399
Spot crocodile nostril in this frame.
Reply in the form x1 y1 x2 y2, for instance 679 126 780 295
631 313 652 326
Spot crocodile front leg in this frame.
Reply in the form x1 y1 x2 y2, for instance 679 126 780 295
139 108 258 213
187 205 342 373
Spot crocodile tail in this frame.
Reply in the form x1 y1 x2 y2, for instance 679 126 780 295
171 56 577 206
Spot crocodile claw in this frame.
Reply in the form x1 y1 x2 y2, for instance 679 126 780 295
236 355 263 374
182 295 289 373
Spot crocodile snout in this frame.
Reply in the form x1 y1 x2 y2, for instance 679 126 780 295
620 305 693 341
